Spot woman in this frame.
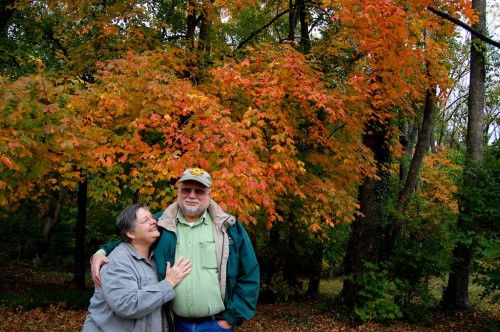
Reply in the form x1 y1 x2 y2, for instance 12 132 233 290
83 203 191 331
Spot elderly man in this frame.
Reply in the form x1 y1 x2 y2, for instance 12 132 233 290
91 168 260 331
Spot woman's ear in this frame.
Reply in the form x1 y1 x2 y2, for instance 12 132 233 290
126 230 135 242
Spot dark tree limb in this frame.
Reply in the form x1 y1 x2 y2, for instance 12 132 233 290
427 6 500 49
237 9 290 49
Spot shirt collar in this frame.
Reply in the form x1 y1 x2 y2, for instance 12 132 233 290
176 209 209 226
125 242 154 262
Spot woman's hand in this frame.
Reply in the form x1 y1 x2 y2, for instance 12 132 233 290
165 256 192 287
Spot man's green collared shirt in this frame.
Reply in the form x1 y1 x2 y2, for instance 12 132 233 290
172 210 225 318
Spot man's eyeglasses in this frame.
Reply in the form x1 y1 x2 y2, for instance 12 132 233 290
179 187 208 197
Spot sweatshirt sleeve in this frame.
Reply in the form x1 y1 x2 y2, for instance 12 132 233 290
101 258 176 319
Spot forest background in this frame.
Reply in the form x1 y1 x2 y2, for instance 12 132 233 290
0 0 499 330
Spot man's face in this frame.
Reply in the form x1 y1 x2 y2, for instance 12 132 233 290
177 180 211 221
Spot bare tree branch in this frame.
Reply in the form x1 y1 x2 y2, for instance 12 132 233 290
427 6 500 49
237 9 290 50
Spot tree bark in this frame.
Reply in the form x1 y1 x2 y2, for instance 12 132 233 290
0 0 16 37
198 2 212 52
71 178 88 289
186 1 197 48
287 0 299 41
340 118 390 310
398 121 418 184
386 46 438 252
441 0 485 310
306 240 322 298
42 189 68 239
299 1 310 53
427 6 500 49
402 86 435 207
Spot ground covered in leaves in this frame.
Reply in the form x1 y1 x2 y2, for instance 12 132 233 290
0 262 498 331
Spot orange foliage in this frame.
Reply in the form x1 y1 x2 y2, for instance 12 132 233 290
0 75 83 210
206 44 367 228
418 148 461 217
66 45 366 227
1 0 470 233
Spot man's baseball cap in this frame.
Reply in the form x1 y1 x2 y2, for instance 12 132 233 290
178 168 212 187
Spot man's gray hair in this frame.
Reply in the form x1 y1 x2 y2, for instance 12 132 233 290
116 203 149 242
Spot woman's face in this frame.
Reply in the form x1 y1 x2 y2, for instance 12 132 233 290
128 207 160 244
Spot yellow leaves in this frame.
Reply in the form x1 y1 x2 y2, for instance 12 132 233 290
297 160 306 173
271 144 285 153
139 185 155 196
272 162 282 169
309 223 323 233
462 7 479 25
399 148 460 222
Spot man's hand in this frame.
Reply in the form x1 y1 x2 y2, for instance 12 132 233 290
217 320 233 329
165 256 192 288
90 254 109 288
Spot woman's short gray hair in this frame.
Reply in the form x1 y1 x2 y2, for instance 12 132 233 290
116 203 149 242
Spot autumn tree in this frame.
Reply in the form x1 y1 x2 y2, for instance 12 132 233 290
3 0 496 314
306 0 466 314
441 0 486 309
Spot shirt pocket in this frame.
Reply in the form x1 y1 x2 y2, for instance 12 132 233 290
199 241 217 269
137 276 158 288
137 269 158 288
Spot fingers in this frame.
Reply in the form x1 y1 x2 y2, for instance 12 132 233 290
174 256 186 266
165 257 192 287
181 259 192 272
172 256 192 270
92 274 102 289
91 261 102 288
90 254 109 288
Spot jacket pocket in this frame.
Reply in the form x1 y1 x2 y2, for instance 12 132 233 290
199 241 217 269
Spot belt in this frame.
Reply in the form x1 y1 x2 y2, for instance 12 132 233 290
174 314 217 324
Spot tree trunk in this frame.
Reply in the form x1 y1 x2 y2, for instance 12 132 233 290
42 189 68 239
340 118 390 310
187 1 197 48
386 83 437 252
306 241 322 298
197 2 211 52
441 0 485 310
71 178 88 289
287 0 299 41
400 79 436 210
299 1 310 53
398 121 418 184
0 0 16 37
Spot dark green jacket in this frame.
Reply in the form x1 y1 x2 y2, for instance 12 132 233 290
101 200 260 327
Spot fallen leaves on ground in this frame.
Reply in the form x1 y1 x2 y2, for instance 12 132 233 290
0 263 498 331
0 300 498 332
